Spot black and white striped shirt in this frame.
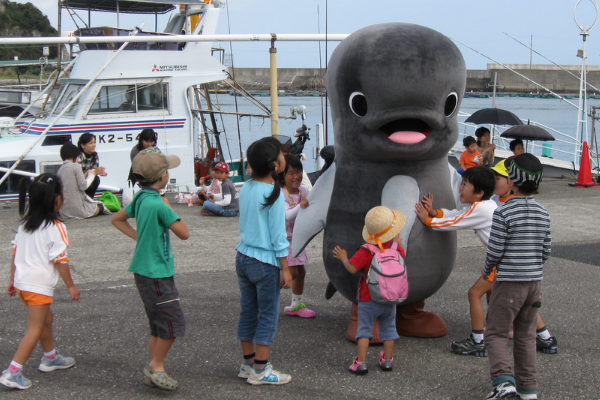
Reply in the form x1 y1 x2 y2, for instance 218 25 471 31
483 196 551 281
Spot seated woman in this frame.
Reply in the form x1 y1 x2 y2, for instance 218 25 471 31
130 129 158 161
475 127 496 166
77 132 107 198
58 143 109 219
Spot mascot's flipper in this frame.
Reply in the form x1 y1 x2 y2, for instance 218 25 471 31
448 162 468 209
292 163 336 257
381 176 419 249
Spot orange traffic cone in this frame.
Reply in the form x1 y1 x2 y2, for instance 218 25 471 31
569 141 597 187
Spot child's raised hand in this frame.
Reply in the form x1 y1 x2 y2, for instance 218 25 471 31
300 198 309 209
421 193 435 215
415 202 430 224
68 285 80 301
332 246 348 262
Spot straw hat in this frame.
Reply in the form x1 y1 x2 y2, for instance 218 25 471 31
362 206 406 251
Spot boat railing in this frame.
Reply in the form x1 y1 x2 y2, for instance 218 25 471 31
456 111 598 172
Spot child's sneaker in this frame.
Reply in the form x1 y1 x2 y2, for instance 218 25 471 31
378 350 393 371
38 351 76 372
246 363 291 385
348 357 368 375
0 369 32 390
450 334 488 357
485 381 518 398
238 362 253 379
284 302 316 318
536 335 558 354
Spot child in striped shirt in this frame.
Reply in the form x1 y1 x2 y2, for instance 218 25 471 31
482 154 551 400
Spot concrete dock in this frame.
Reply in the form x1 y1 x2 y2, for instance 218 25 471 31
0 179 598 399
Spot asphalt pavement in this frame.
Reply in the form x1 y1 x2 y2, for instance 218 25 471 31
0 179 598 399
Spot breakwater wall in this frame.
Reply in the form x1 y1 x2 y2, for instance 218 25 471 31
230 64 600 94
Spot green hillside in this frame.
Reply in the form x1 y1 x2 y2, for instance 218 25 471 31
0 0 59 61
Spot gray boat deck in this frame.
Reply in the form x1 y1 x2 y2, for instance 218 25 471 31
0 179 598 399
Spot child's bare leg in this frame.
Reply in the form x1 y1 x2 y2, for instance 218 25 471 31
149 336 175 372
382 340 394 359
291 265 305 295
38 308 55 353
13 305 51 365
536 314 545 330
468 277 493 331
241 340 256 357
356 338 369 361
254 344 270 361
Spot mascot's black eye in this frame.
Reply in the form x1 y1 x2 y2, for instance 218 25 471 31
444 92 458 117
349 92 367 117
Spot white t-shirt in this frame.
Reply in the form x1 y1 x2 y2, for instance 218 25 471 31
13 221 70 297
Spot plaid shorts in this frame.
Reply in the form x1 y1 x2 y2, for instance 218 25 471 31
134 274 186 339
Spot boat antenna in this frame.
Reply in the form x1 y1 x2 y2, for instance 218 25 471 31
324 0 329 145
317 5 325 127
574 0 598 162
451 37 580 111
503 31 600 94
225 0 244 168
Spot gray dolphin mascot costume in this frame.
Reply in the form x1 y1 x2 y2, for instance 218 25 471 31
292 22 466 338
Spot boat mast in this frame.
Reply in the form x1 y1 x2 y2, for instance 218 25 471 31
574 0 598 164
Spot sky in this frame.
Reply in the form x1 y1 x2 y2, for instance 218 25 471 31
13 0 600 70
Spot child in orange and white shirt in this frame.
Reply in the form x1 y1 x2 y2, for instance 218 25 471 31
1 174 80 390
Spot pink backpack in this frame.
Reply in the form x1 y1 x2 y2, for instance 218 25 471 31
361 241 409 305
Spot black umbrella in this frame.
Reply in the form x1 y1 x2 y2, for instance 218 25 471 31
500 124 555 141
465 108 523 126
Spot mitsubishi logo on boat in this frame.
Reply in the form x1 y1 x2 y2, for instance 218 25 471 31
152 64 188 72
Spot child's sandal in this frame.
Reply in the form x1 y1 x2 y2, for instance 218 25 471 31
143 365 178 391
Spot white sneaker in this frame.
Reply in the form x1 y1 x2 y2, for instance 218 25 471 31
485 381 517 399
238 362 252 379
38 352 75 372
246 363 291 385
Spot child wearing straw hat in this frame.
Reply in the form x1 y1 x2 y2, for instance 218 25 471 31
333 206 406 375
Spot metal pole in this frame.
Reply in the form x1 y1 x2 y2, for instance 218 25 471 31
269 35 279 137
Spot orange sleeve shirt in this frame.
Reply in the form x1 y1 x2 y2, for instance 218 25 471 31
459 150 482 169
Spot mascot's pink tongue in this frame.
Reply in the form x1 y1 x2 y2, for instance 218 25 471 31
387 131 427 144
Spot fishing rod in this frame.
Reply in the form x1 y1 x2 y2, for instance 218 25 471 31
503 31 600 94
451 38 584 114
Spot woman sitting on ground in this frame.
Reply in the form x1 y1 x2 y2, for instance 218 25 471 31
58 143 110 219
128 129 158 184
76 132 107 198
475 127 496 166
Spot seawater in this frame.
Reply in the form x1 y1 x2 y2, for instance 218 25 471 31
212 94 600 171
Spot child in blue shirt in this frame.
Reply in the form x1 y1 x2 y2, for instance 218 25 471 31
235 138 292 385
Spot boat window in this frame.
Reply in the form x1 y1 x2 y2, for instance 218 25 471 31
0 160 35 196
87 82 168 115
51 83 84 117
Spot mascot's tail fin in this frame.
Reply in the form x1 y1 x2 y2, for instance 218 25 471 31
325 281 337 299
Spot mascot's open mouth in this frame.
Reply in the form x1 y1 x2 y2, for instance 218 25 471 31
379 119 431 144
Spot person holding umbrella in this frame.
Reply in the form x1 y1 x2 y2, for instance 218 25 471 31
475 127 496 165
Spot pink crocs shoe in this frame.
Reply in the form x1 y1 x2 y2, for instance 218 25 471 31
284 303 315 318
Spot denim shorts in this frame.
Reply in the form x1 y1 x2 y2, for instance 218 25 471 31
202 201 239 217
356 301 400 341
235 252 281 346
134 274 186 339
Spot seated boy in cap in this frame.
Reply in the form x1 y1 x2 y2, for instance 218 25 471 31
333 206 406 375
111 148 190 391
482 154 551 400
200 161 239 217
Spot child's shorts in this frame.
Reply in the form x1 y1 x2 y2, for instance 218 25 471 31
356 301 400 341
134 274 186 339
17 290 53 306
